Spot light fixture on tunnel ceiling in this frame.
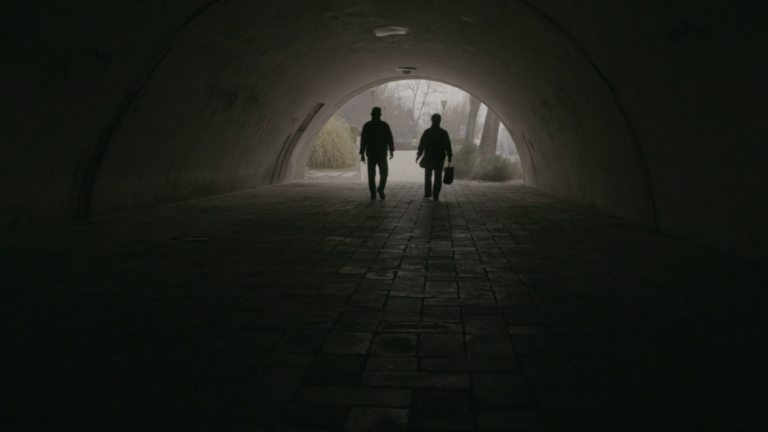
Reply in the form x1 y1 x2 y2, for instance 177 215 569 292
374 26 409 37
396 67 416 75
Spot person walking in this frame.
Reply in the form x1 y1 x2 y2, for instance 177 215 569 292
416 114 453 201
360 107 395 200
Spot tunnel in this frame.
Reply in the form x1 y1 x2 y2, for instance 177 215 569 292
2 1 768 429
2 0 766 261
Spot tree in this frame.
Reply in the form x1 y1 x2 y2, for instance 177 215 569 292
391 80 445 134
440 93 470 138
465 95 481 144
478 108 501 156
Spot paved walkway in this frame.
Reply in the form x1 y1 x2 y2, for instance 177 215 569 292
306 151 425 184
2 180 767 429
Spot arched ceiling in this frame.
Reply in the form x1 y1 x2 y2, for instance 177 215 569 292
87 0 654 225
2 1 767 262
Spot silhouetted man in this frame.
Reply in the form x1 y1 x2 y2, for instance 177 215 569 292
416 114 453 201
360 107 394 200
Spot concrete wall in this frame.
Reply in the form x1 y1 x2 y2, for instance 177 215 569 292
1 1 766 262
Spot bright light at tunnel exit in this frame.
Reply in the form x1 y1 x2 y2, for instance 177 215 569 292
305 80 523 183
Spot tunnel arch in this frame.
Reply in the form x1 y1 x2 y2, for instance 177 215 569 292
3 1 767 261
83 0 655 229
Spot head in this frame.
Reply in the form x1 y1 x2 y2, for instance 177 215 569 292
431 113 441 126
371 107 382 118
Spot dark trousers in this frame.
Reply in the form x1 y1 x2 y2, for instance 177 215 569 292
425 159 445 198
367 155 388 194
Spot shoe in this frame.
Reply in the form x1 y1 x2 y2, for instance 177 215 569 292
370 192 376 200
378 190 386 200
433 196 439 201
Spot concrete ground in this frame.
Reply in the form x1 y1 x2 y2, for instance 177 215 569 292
2 180 767 429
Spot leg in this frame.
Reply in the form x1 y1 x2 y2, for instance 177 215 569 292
367 158 377 195
377 158 388 192
424 166 433 198
433 160 444 199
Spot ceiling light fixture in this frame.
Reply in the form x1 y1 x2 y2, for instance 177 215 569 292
396 67 417 75
374 27 409 37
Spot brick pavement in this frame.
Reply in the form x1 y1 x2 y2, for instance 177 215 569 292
1 180 767 429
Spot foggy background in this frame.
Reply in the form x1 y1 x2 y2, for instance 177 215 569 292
336 81 518 156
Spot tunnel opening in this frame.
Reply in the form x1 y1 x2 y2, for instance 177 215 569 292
301 80 523 185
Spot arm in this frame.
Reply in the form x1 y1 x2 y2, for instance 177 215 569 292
385 123 395 157
359 124 368 161
416 130 427 159
444 131 453 161
359 124 368 155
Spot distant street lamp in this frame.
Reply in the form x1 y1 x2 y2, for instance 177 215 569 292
441 100 447 113
370 89 376 106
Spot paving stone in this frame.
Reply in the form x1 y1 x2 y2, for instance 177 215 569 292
322 332 372 354
296 386 411 407
378 322 462 333
366 357 418 371
385 297 423 312
370 334 418 357
422 305 462 322
464 315 508 333
418 333 466 358
362 372 470 389
419 358 520 372
466 334 516 358
344 407 409 431
411 390 474 430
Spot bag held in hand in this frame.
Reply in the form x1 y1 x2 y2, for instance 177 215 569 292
443 164 454 185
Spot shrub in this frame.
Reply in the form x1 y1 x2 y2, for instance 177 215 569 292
308 116 358 169
450 136 468 148
451 141 477 178
450 143 523 182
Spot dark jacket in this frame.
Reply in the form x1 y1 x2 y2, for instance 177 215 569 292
417 125 453 164
360 119 394 157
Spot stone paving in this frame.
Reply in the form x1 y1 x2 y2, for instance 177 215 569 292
1 180 768 429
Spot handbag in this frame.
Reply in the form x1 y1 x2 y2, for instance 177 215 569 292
443 163 454 185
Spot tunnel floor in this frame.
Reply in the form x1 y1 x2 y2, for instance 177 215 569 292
2 180 768 429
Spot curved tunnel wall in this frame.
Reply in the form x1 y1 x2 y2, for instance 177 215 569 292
2 1 767 262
